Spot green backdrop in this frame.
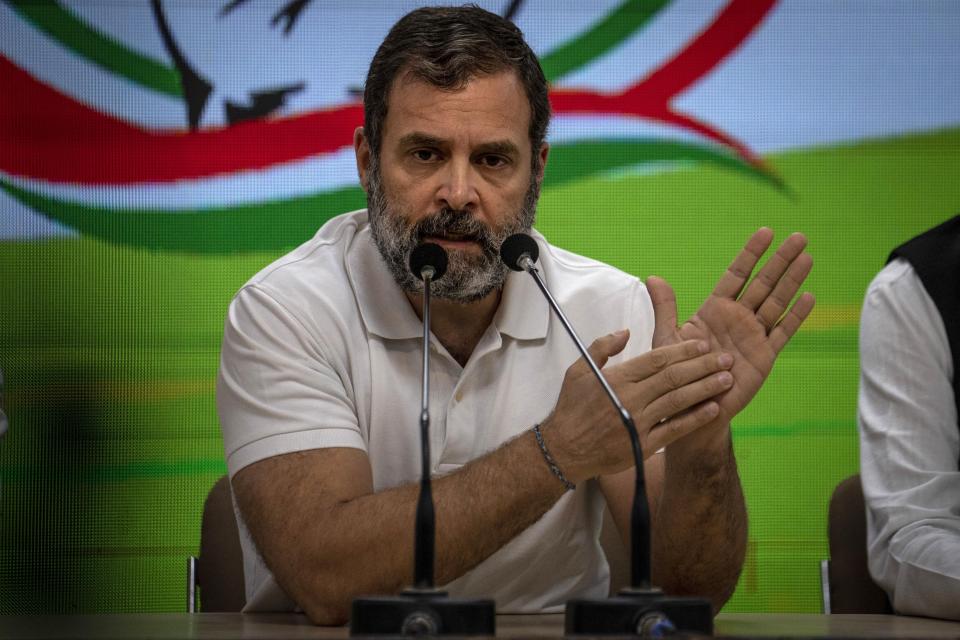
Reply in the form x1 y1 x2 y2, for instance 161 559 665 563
1 0 959 615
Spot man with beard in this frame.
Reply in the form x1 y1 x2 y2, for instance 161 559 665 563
216 6 814 625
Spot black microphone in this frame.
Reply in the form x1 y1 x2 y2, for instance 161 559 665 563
499 233 712 637
500 233 539 272
351 243 495 637
410 243 448 283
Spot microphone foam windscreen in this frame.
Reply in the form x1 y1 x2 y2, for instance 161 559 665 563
409 243 448 281
499 234 539 271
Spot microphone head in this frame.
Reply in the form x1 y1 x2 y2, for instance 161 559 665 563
500 233 539 271
409 243 448 281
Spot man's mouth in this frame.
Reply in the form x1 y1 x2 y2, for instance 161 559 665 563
423 233 481 249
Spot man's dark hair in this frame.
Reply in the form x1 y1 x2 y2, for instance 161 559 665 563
363 5 550 163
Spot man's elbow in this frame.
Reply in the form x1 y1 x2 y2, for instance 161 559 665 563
708 575 741 614
303 598 351 627
296 571 396 627
666 574 739 614
295 574 356 626
658 545 745 614
267 562 357 626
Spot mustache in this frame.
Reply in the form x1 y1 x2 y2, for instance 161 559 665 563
410 209 497 250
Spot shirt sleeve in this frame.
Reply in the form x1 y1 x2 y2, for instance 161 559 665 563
622 278 655 359
217 284 366 478
858 259 960 620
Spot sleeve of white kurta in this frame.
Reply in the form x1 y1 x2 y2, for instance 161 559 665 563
858 259 960 620
217 284 366 478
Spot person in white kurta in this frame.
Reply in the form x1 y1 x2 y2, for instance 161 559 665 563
859 258 960 620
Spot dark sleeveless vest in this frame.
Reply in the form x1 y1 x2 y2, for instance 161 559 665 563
887 215 960 428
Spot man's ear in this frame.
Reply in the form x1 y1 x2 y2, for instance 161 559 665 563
354 126 371 192
536 142 550 184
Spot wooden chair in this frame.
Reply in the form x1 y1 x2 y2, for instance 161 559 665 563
187 475 246 612
821 474 892 613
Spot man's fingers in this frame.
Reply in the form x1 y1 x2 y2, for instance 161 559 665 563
625 350 734 400
712 228 774 299
619 339 708 383
641 368 734 423
755 252 813 331
739 232 808 312
769 292 816 353
645 401 720 453
570 330 631 380
647 276 679 347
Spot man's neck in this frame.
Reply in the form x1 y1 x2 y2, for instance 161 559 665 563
405 289 501 367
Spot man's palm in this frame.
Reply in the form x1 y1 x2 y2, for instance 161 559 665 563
648 229 815 425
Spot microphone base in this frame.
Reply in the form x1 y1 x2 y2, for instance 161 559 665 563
350 589 496 637
564 588 713 637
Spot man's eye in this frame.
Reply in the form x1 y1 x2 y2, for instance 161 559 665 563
480 155 508 168
413 149 436 162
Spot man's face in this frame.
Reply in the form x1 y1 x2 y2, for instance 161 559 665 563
359 70 548 303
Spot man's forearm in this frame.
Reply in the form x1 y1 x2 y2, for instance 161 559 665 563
278 431 566 624
653 421 747 611
235 334 734 624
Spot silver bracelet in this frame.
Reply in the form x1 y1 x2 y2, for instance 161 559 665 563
532 424 576 491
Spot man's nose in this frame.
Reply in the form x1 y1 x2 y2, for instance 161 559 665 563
436 158 479 211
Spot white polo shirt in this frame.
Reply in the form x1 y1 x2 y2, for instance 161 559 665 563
217 209 654 613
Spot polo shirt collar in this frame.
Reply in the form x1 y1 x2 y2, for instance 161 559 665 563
346 216 549 342
494 254 549 340
347 221 424 340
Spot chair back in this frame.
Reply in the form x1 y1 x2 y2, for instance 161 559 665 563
196 475 246 612
826 474 892 613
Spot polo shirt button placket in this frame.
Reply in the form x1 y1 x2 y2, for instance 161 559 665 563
437 382 465 472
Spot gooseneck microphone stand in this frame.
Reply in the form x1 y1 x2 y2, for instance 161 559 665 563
350 243 496 637
413 244 442 592
500 234 713 638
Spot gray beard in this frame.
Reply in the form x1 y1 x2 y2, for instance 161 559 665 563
366 158 540 303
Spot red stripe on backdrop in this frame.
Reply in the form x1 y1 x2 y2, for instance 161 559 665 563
550 0 777 169
0 56 362 185
0 0 774 186
629 0 778 103
547 93 762 169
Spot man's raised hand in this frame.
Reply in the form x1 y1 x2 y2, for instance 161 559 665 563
646 228 815 427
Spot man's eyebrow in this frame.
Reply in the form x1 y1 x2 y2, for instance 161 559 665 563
395 133 520 157
397 132 446 148
475 140 520 156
